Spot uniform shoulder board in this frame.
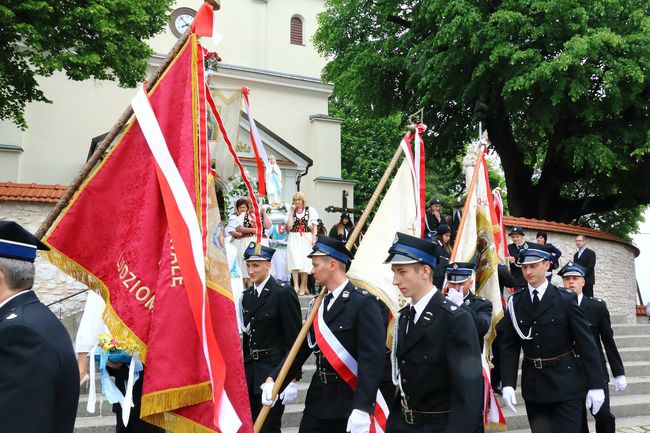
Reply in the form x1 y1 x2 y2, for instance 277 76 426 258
440 299 459 314
354 287 369 295
477 296 488 301
558 286 574 295
594 297 606 304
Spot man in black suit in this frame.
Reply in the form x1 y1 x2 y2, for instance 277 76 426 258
263 235 386 433
559 262 626 433
0 221 79 433
573 235 597 297
385 233 483 433
507 227 527 289
500 242 606 433
241 242 302 432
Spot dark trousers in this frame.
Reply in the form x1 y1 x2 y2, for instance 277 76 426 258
110 367 164 433
299 412 348 433
583 283 594 298
249 393 285 433
581 387 615 433
386 411 447 433
525 399 583 433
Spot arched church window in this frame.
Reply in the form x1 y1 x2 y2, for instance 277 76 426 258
290 16 304 45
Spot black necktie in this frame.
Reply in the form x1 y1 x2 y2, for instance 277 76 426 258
532 289 541 309
323 293 333 312
407 306 417 335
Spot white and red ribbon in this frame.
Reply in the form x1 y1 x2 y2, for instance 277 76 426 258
206 85 263 245
313 303 389 433
131 86 241 433
399 125 426 238
482 352 506 427
242 87 270 197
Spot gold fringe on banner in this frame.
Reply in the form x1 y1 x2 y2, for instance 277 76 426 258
146 411 221 433
140 381 212 417
43 248 148 362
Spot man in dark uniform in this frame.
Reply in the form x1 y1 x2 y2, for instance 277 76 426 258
445 261 493 433
506 227 527 289
559 262 626 433
431 224 451 289
240 242 302 432
573 235 597 297
385 233 483 433
0 221 79 433
445 262 493 351
263 235 386 433
500 242 606 433
425 198 445 240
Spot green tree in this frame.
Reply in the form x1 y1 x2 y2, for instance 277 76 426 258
315 0 650 236
0 0 173 128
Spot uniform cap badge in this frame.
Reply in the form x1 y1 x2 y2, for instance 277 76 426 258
5 313 17 320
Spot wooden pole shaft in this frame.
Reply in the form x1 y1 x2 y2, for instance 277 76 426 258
254 143 404 432
35 30 193 239
253 287 326 433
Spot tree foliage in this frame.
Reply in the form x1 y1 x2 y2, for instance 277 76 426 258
0 0 173 128
315 0 650 236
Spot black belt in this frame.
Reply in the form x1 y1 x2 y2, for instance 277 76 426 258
524 350 575 369
249 348 283 360
401 400 450 425
317 369 340 384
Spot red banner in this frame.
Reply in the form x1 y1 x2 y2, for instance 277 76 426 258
44 36 251 433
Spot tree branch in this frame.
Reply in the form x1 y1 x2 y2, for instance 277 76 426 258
387 15 411 28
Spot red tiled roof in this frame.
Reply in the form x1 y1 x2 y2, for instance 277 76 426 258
503 215 639 256
0 182 67 203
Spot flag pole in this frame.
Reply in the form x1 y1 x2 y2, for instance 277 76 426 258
35 1 222 240
253 141 405 433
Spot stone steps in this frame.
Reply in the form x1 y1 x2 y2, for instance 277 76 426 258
503 414 650 433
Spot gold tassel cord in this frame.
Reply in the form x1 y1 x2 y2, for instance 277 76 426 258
140 382 212 417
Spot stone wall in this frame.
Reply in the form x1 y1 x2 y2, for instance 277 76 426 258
2 201 639 324
0 202 87 320
505 225 638 324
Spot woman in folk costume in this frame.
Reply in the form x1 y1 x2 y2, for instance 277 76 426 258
286 191 319 295
228 197 271 287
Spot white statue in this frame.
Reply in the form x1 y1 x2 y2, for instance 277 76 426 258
266 155 283 204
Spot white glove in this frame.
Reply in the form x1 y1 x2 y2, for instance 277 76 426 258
447 288 464 306
280 381 298 405
502 386 517 413
260 381 278 407
586 389 605 415
346 408 371 433
614 375 627 392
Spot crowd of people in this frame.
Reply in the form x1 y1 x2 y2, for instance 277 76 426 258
0 200 624 433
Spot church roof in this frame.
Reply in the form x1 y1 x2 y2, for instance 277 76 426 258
0 182 67 203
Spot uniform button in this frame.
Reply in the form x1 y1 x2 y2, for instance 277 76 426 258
551 318 555 322
536 345 540 349
519 320 523 323
533 321 537 325
339 325 343 329
535 333 539 336
401 360 406 365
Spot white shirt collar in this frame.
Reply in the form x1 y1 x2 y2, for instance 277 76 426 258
254 275 271 297
578 245 587 255
326 279 349 310
528 280 549 302
409 286 438 323
0 289 31 310
577 293 584 305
